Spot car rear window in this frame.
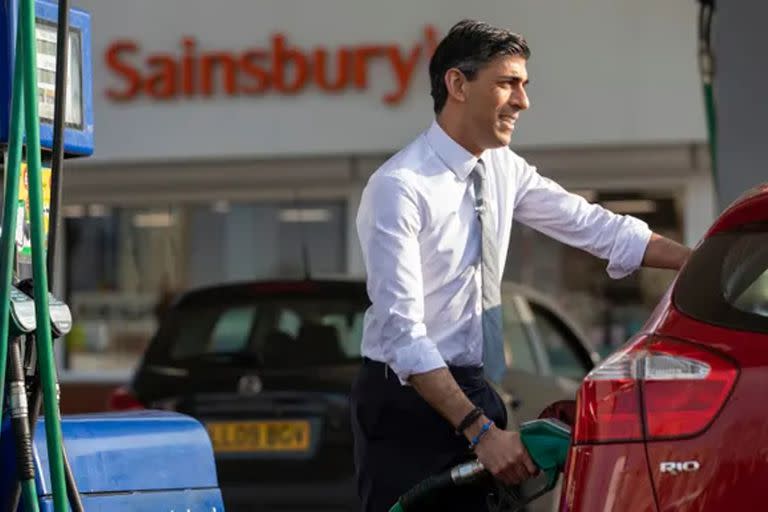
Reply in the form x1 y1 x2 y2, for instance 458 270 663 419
674 224 768 334
157 295 367 367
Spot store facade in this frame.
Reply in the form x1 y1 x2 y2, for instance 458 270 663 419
61 0 713 398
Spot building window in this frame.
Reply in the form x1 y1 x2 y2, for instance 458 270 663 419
63 199 346 373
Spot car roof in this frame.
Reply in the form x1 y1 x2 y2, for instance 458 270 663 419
171 277 583 333
171 278 369 308
710 183 768 236
174 276 551 301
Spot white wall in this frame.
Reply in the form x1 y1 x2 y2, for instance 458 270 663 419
75 0 706 162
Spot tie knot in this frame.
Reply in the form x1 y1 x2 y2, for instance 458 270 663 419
471 159 487 213
472 159 486 180
470 160 486 195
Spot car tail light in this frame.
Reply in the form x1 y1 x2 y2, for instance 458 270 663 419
574 345 644 442
107 386 145 411
574 336 738 443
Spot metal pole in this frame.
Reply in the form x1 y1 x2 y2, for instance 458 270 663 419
46 0 69 278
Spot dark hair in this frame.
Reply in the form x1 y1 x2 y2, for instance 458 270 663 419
429 19 531 114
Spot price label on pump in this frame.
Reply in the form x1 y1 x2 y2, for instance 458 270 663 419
16 163 52 263
35 22 83 128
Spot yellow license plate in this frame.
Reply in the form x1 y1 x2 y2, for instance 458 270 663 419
206 420 311 453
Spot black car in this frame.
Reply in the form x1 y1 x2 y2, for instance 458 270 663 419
110 279 598 512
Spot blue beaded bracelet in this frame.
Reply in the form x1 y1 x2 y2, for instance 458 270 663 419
469 420 494 450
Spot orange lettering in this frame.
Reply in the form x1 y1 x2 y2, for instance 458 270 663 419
272 34 308 94
145 54 177 99
352 45 387 89
424 25 439 58
313 48 351 92
383 45 420 105
181 37 197 96
105 41 142 100
240 50 271 94
200 52 238 96
105 26 440 105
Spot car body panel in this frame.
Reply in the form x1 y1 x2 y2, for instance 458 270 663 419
561 444 657 512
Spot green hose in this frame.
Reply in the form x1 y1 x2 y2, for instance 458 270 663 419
389 504 406 512
21 479 40 512
19 0 69 509
1 22 42 512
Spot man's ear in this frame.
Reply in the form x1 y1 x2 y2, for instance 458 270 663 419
444 68 469 104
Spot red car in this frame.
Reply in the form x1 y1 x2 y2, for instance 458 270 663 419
559 184 768 511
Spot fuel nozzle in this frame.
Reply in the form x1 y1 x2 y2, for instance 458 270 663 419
504 418 571 508
15 278 72 338
390 418 572 512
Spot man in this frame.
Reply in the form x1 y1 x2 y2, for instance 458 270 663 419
352 19 691 512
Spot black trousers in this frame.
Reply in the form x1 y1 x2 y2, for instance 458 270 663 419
351 358 508 512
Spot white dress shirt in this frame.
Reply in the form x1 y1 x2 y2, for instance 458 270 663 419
356 121 652 383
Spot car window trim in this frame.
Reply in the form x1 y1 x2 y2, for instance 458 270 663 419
527 299 595 376
508 294 548 375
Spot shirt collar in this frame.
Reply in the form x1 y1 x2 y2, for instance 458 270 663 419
425 121 487 181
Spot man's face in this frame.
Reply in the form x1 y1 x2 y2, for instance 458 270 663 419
462 55 530 150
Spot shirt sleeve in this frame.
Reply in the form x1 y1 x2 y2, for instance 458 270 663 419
356 173 446 383
512 157 652 279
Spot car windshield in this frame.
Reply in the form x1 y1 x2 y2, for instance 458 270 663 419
158 295 368 367
674 224 768 333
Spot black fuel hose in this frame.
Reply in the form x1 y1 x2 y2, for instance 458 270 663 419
395 460 488 511
4 337 36 512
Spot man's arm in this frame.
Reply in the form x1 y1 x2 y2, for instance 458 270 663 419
642 232 691 270
512 158 670 279
409 369 537 484
356 174 446 380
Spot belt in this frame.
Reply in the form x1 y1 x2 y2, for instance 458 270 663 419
362 357 484 383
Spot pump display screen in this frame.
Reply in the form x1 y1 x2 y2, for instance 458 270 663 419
35 20 83 130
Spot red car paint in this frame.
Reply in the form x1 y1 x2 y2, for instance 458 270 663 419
560 185 768 511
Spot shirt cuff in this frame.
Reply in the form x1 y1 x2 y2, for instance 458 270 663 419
606 217 653 279
388 336 447 385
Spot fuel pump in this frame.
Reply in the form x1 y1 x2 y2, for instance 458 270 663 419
0 1 91 511
0 2 224 511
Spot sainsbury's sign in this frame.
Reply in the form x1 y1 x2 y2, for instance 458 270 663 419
106 25 439 105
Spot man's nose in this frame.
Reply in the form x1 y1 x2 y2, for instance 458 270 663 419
511 87 530 111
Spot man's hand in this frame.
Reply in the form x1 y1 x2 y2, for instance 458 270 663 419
468 422 538 485
409 368 538 485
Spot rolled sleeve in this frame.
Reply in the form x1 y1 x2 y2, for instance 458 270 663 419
356 173 447 383
513 158 653 279
604 216 653 279
389 327 447 383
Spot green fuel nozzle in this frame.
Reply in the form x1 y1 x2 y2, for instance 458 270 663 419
390 418 572 512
